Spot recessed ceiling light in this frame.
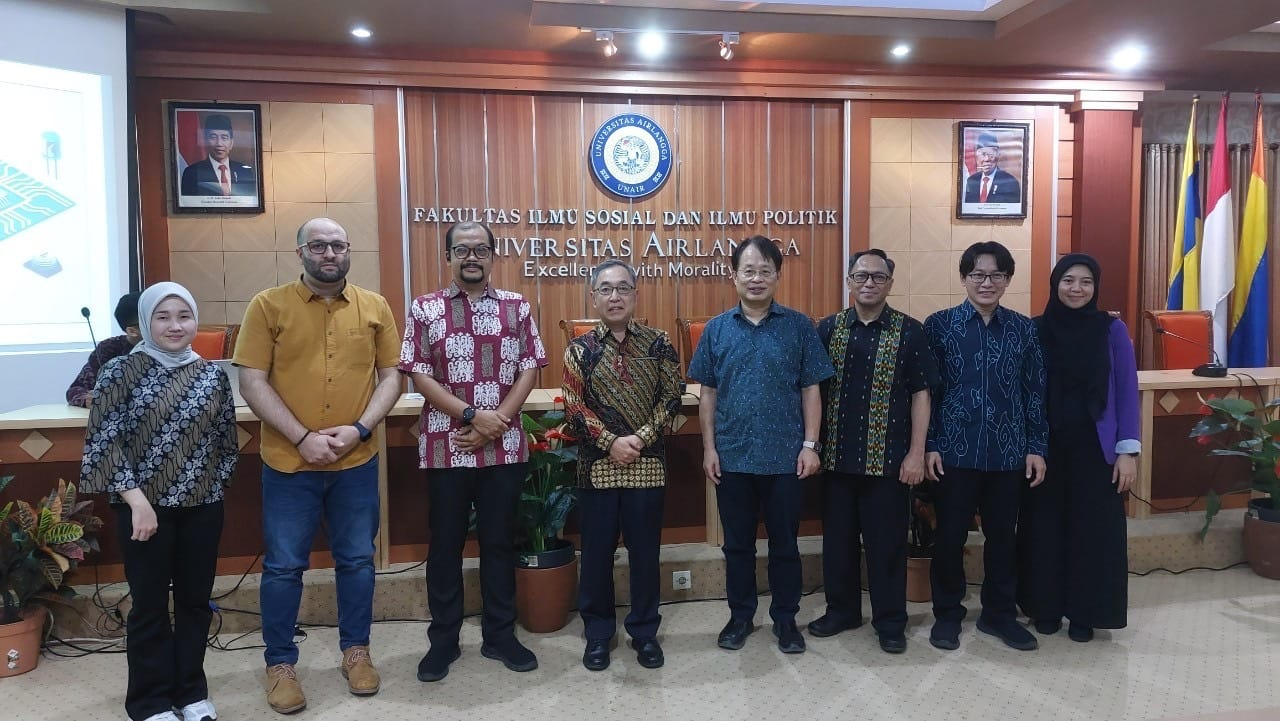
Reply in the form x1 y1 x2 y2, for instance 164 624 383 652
350 27 372 39
637 32 665 59
891 43 911 58
1110 44 1145 71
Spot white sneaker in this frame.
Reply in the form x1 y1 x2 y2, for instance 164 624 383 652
176 699 217 721
140 712 180 721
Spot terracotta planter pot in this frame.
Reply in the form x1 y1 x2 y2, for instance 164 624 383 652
515 541 578 633
1243 499 1280 580
906 556 932 603
0 609 45 678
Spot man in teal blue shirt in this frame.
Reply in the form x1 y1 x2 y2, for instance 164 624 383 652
689 235 834 655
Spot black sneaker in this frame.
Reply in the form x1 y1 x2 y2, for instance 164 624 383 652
772 620 806 654
929 620 960 650
976 617 1038 651
807 613 861 638
481 637 538 672
1068 622 1094 643
416 645 461 682
1034 618 1062 635
717 619 754 650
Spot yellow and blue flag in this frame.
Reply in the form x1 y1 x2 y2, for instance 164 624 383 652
1167 97 1201 310
1228 93 1269 367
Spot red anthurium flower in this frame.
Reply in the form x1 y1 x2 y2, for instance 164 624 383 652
1196 434 1211 446
553 396 565 404
1198 404 1213 415
545 429 562 440
531 441 550 452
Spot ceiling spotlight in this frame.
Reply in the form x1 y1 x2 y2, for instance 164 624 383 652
350 27 372 39
719 32 739 60
637 31 665 59
1110 44 1145 71
595 30 617 58
891 43 911 58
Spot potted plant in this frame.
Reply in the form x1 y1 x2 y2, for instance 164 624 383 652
513 401 579 632
0 473 104 676
906 481 937 602
1190 395 1280 579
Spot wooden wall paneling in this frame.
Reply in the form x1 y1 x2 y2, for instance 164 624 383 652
403 90 443 300
847 102 873 259
621 99 680 361
811 101 845 317
372 87 406 328
531 95 590 388
671 99 728 325
430 90 487 301
1030 106 1058 313
766 101 817 315
483 93 537 319
721 100 771 313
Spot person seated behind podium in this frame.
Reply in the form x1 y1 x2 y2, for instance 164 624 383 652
179 113 256 197
80 282 237 721
562 259 684 672
66 292 141 407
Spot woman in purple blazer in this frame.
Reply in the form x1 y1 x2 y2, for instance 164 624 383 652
1018 253 1138 642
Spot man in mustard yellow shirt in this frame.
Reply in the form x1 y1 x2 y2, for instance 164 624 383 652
233 217 402 715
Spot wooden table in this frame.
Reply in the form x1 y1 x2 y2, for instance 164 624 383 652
1133 368 1280 518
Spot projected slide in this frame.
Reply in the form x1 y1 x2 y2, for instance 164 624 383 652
0 59 110 350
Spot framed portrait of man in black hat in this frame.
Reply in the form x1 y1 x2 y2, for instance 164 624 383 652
956 121 1029 219
168 102 263 214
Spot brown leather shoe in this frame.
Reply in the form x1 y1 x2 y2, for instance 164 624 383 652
341 646 380 695
264 663 306 714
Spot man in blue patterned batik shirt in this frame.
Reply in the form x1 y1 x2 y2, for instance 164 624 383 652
923 241 1048 652
689 235 834 656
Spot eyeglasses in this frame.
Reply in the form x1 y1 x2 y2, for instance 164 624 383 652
450 246 493 260
966 271 1010 285
304 241 351 256
850 271 892 286
593 285 636 297
735 269 777 281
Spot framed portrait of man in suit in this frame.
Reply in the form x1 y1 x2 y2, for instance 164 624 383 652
956 121 1029 220
168 102 264 214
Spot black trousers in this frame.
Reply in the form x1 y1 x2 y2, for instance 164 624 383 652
426 463 525 648
716 471 804 624
115 501 223 721
577 485 665 642
821 472 909 636
930 466 1022 625
1018 423 1128 629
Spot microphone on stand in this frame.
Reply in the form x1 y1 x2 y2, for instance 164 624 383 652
80 306 99 350
1153 327 1228 378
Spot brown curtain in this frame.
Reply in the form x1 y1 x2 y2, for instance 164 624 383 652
1139 142 1280 368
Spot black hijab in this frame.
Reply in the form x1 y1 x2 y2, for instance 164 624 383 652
1036 253 1113 428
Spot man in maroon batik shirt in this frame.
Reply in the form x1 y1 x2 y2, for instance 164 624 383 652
399 221 548 683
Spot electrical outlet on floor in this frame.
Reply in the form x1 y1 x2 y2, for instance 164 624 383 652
672 570 691 590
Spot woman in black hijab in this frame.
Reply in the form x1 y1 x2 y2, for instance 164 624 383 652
1017 253 1139 643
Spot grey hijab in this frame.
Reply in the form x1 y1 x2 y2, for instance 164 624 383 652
130 282 202 369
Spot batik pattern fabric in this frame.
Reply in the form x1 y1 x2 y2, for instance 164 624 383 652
400 282 548 469
80 353 237 507
562 321 684 490
923 300 1048 472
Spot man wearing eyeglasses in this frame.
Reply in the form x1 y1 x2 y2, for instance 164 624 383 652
561 259 684 672
810 249 938 654
689 236 834 655
922 240 1047 653
400 221 548 682
234 217 403 713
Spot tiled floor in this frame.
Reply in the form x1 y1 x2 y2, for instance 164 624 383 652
7 568 1278 721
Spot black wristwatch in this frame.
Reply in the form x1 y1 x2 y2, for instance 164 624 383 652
461 405 477 423
353 421 372 443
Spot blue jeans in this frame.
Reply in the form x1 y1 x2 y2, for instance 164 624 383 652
260 455 379 666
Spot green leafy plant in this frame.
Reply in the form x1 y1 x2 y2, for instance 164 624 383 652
0 474 104 625
518 401 578 554
1189 395 1280 535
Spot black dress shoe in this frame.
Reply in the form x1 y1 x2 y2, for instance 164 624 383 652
582 639 610 671
976 617 1038 651
717 619 754 650
929 620 960 651
1068 623 1094 643
1034 618 1062 635
807 613 861 638
631 638 664 669
481 637 539 672
416 645 462 682
878 633 907 654
772 621 806 654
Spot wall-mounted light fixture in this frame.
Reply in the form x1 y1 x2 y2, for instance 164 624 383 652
582 27 741 61
719 32 739 61
595 30 617 57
